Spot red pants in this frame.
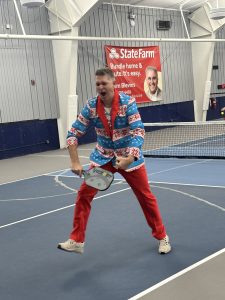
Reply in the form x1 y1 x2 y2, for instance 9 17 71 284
70 162 166 242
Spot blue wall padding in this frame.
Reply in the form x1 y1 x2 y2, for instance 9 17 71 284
77 100 195 145
1 98 223 159
138 100 195 122
78 98 225 146
0 119 59 159
207 96 225 120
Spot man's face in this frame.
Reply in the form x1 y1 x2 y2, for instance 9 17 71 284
146 69 158 94
96 74 115 101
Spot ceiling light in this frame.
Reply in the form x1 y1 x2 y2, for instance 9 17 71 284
208 0 225 20
209 7 225 19
128 12 136 27
20 0 45 8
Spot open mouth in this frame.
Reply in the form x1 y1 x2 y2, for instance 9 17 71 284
100 92 106 97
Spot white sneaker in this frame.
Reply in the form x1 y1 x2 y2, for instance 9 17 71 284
158 235 171 254
57 239 84 254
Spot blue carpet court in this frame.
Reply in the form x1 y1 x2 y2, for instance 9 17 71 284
0 158 224 300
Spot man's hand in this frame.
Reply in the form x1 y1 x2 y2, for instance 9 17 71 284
68 145 83 177
71 161 83 177
115 155 134 170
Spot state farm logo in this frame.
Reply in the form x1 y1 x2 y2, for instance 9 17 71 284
109 48 120 59
108 47 155 59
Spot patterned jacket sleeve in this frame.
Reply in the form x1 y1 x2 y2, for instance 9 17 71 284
126 97 145 159
66 103 91 146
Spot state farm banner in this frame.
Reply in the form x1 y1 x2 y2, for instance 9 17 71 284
105 45 162 103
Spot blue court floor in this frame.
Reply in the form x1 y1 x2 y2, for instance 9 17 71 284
0 158 224 300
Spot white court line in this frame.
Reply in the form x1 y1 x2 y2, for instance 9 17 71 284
150 180 225 189
46 175 225 188
151 184 225 212
103 178 225 212
0 163 91 187
0 187 131 230
45 163 90 176
127 177 224 211
148 159 212 176
0 164 89 202
0 181 125 202
128 247 225 300
30 154 89 159
52 175 126 189
0 192 75 202
54 169 77 192
47 174 74 177
1 177 224 228
53 163 90 192
0 168 71 187
30 154 70 158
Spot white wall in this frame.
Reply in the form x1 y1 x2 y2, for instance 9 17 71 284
0 1 59 123
50 28 79 148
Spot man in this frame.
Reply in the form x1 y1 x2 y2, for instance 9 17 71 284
145 66 162 101
210 97 217 109
220 106 225 119
58 67 171 255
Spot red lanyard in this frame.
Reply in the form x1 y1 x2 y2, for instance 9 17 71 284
96 90 120 138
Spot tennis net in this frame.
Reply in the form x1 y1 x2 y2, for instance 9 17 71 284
143 121 225 158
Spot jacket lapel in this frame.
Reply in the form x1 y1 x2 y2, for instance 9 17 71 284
111 89 120 133
96 95 111 137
